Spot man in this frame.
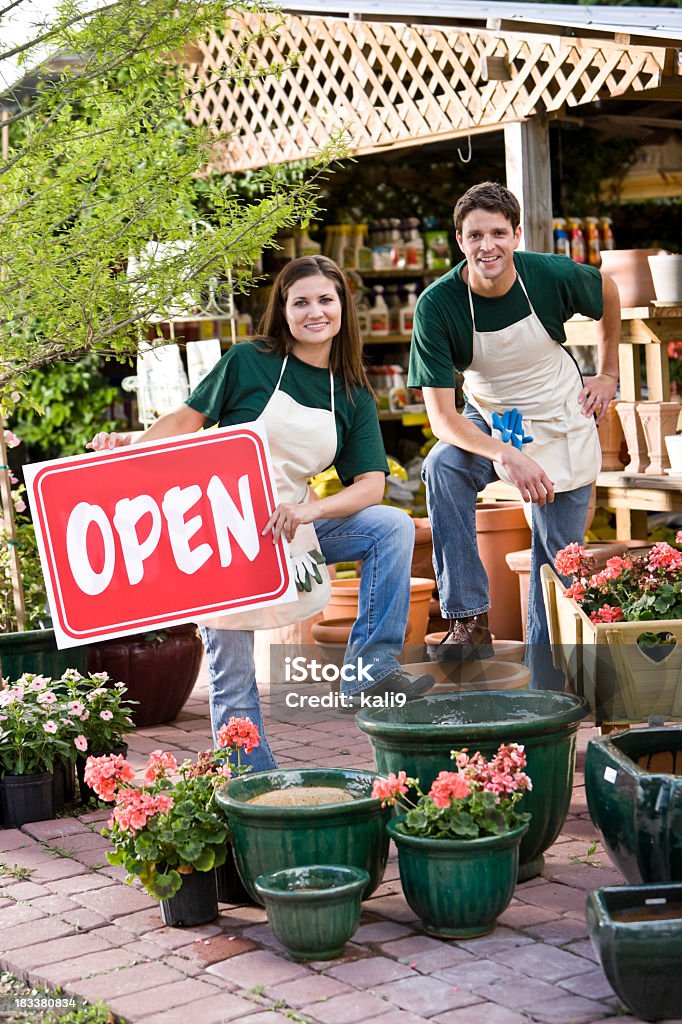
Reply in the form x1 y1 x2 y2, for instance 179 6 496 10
407 181 621 685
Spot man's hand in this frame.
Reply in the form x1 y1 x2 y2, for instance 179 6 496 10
262 502 316 543
579 373 618 425
492 408 534 451
86 432 134 451
497 446 555 506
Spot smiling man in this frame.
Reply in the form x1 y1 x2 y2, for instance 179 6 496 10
407 181 621 686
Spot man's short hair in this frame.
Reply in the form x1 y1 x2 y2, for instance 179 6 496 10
454 182 521 233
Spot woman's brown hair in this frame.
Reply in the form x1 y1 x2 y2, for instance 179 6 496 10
257 255 370 392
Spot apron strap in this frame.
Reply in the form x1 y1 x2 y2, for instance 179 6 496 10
467 268 534 331
275 355 336 417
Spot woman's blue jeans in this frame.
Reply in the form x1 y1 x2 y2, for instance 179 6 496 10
199 505 414 772
422 405 592 690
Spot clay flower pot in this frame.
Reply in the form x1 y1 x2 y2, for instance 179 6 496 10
323 577 434 646
615 402 649 473
599 249 660 309
597 400 628 472
636 401 682 475
475 503 531 642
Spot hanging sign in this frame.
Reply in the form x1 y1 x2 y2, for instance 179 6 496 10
23 424 296 648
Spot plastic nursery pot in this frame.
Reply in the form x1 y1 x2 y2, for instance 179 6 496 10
356 689 589 881
215 844 255 905
0 628 88 680
254 864 369 960
388 817 528 939
586 883 682 1021
215 768 390 904
159 867 219 928
0 771 55 828
585 727 682 883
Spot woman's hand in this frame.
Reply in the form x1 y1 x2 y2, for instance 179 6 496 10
86 431 134 451
263 502 316 543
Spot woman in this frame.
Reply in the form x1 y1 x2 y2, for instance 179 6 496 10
89 255 432 771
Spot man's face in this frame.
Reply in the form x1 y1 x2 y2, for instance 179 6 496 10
456 209 522 293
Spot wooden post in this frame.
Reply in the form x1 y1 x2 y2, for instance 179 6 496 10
504 115 553 254
0 109 27 630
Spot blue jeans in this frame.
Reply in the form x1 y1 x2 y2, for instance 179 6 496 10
422 405 592 689
199 504 414 771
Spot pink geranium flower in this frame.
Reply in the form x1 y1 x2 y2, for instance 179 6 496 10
216 716 260 754
372 771 410 806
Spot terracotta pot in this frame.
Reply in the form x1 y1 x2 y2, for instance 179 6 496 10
598 400 628 472
615 402 649 473
424 633 525 664
312 617 412 647
475 503 531 642
411 517 435 581
636 401 682 475
402 658 530 692
323 577 435 646
599 249 661 309
86 625 203 728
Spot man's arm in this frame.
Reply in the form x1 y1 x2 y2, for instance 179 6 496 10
578 271 621 424
422 387 555 506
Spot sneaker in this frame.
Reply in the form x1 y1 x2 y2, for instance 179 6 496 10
436 613 494 663
339 668 435 713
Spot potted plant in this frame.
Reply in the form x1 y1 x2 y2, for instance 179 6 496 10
84 716 260 926
376 743 532 938
0 672 86 826
542 536 682 723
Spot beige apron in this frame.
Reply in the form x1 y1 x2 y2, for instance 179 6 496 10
203 355 334 630
463 272 601 493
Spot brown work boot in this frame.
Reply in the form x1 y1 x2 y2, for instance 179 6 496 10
436 612 494 663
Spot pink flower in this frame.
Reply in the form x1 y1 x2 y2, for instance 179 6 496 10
429 771 472 808
676 530 682 546
74 735 88 752
112 790 173 832
37 690 57 705
602 556 631 580
564 581 586 602
43 720 58 734
3 430 20 448
12 497 26 513
216 717 260 754
372 771 410 806
84 754 135 801
554 543 589 577
647 542 682 572
68 700 85 715
590 604 625 624
27 675 49 690
144 750 178 784
100 710 113 720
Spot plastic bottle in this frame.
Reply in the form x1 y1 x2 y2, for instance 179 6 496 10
584 217 601 266
386 284 401 333
389 218 406 269
343 224 373 272
369 285 389 336
295 227 321 257
405 218 425 270
599 216 615 252
553 218 570 258
399 283 418 335
567 218 586 263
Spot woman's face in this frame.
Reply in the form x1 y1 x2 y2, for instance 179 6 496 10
283 273 342 361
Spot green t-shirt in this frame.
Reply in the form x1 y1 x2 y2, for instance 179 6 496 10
408 251 604 388
186 341 389 487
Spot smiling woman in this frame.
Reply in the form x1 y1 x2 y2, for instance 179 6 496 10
87 255 435 766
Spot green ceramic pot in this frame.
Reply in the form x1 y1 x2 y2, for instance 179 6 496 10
215 768 390 904
585 726 682 883
586 883 682 1021
387 817 528 938
357 690 589 880
254 864 368 960
0 628 88 681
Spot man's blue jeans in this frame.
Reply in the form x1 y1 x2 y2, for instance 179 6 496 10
422 405 592 690
199 505 414 772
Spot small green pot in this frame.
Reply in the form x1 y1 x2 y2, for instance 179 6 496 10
216 768 390 904
255 864 368 961
387 817 528 939
586 883 682 1021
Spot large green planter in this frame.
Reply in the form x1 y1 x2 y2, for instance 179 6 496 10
254 864 368 960
586 883 682 1021
356 690 589 880
585 726 682 883
215 768 390 904
388 817 528 938
0 628 87 681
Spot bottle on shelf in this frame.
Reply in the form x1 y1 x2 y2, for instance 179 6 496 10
553 218 571 258
369 285 389 336
386 284 401 333
343 224 373 272
584 216 601 266
567 218 586 264
404 217 425 270
399 283 418 336
599 216 615 251
423 218 452 271
295 227 321 257
389 218 406 269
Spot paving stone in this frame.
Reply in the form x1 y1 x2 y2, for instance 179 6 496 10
559 969 618 1001
46 874 115 896
363 894 420 926
110 906 167 935
160 954 206 977
58 906 111 930
356 1013 434 1024
495 942 592 981
23 859 93 882
241 923 289 955
0 917 75 955
562 939 600 964
150 922 223 950
66 961 186 1003
35 948 138 986
27 894 79 914
525 917 590 944
228 1014 303 1024
262 973 353 1008
6 930 114 970
298 990 396 1024
372 976 483 1016
353 921 414 944
21 819 91 841
72 882 154 917
326 955 414 986
454 927 535 956
205 949 311 987
46 832 110 854
0 830 33 851
516 881 589 915
0 903 44 927
523 993 616 1023
431 959 517 990
181 934 259 965
108 977 222 1018
0 879 49 900
495 902 557 930
430 1006 525 1024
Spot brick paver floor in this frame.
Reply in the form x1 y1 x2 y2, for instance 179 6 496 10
0 662 677 1024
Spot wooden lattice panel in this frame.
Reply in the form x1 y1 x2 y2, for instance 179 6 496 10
187 13 671 172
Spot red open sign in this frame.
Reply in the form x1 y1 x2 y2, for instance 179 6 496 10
24 424 295 648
